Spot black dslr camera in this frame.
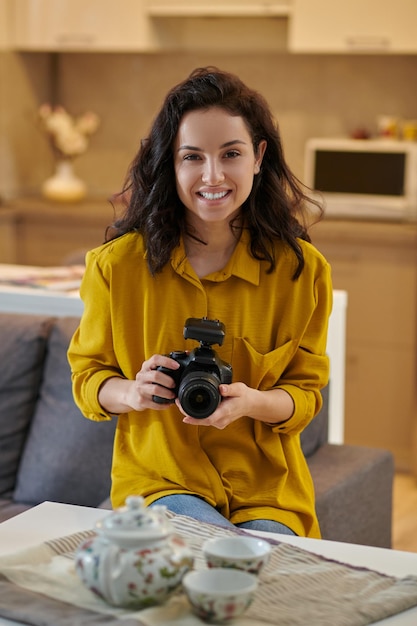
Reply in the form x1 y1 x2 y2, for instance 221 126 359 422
152 317 233 419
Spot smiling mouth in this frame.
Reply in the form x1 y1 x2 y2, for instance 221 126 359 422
198 191 229 200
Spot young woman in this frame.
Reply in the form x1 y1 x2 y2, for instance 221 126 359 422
68 67 332 537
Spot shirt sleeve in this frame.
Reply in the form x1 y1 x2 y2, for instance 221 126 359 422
272 259 333 435
67 249 124 421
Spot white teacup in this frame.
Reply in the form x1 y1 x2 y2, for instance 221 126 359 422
203 536 272 575
182 568 257 623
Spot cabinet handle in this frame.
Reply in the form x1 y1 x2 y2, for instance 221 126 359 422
345 36 390 51
55 34 96 46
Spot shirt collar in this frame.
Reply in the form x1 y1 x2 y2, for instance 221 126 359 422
171 230 260 286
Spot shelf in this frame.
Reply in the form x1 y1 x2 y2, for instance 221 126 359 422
146 2 292 18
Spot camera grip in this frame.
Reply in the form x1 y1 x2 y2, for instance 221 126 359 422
151 363 180 405
152 393 174 405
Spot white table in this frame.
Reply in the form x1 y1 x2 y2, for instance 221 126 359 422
0 502 416 625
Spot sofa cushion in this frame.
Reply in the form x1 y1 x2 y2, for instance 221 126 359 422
308 443 394 547
14 317 117 508
0 313 53 498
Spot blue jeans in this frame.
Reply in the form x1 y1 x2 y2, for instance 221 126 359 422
149 494 296 536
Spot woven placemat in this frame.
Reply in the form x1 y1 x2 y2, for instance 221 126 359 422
0 511 416 626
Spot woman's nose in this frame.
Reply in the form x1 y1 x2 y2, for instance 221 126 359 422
201 159 225 185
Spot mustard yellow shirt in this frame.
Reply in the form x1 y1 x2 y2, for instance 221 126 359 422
68 230 332 538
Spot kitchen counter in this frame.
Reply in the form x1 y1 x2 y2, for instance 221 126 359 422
0 196 114 266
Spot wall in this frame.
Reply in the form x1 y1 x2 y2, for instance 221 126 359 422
0 51 51 200
1 50 417 200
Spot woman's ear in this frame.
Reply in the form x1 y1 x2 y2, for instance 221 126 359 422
254 139 267 174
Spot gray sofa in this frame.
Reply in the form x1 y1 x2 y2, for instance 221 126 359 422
0 312 394 547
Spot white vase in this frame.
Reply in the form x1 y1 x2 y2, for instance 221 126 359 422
41 159 87 202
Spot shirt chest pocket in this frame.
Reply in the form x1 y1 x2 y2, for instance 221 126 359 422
231 336 297 390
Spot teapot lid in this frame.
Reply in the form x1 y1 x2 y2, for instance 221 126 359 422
95 495 173 542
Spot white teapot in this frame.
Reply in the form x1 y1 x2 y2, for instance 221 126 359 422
75 495 194 609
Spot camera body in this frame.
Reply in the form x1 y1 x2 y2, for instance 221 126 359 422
152 318 233 419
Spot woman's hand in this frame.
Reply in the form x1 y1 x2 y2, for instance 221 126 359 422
177 383 294 429
177 382 250 429
98 354 180 414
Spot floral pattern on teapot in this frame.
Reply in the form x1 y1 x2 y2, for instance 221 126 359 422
75 496 194 609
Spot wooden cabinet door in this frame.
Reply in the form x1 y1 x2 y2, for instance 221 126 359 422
290 0 417 53
311 220 417 471
12 0 157 51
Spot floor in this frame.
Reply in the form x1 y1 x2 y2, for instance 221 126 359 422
392 472 417 552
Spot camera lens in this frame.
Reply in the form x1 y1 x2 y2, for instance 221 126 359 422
178 370 221 419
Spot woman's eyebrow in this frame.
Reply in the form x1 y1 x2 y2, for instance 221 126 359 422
177 139 247 152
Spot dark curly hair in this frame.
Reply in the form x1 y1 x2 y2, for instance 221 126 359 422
108 67 322 279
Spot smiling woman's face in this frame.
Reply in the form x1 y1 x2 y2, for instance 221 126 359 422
173 107 266 230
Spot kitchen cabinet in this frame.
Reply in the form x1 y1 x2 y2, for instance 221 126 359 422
310 219 417 474
289 0 417 53
12 0 158 52
145 0 290 53
146 0 291 16
3 198 113 266
11 0 287 52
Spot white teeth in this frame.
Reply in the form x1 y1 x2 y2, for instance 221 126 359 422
200 191 228 200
